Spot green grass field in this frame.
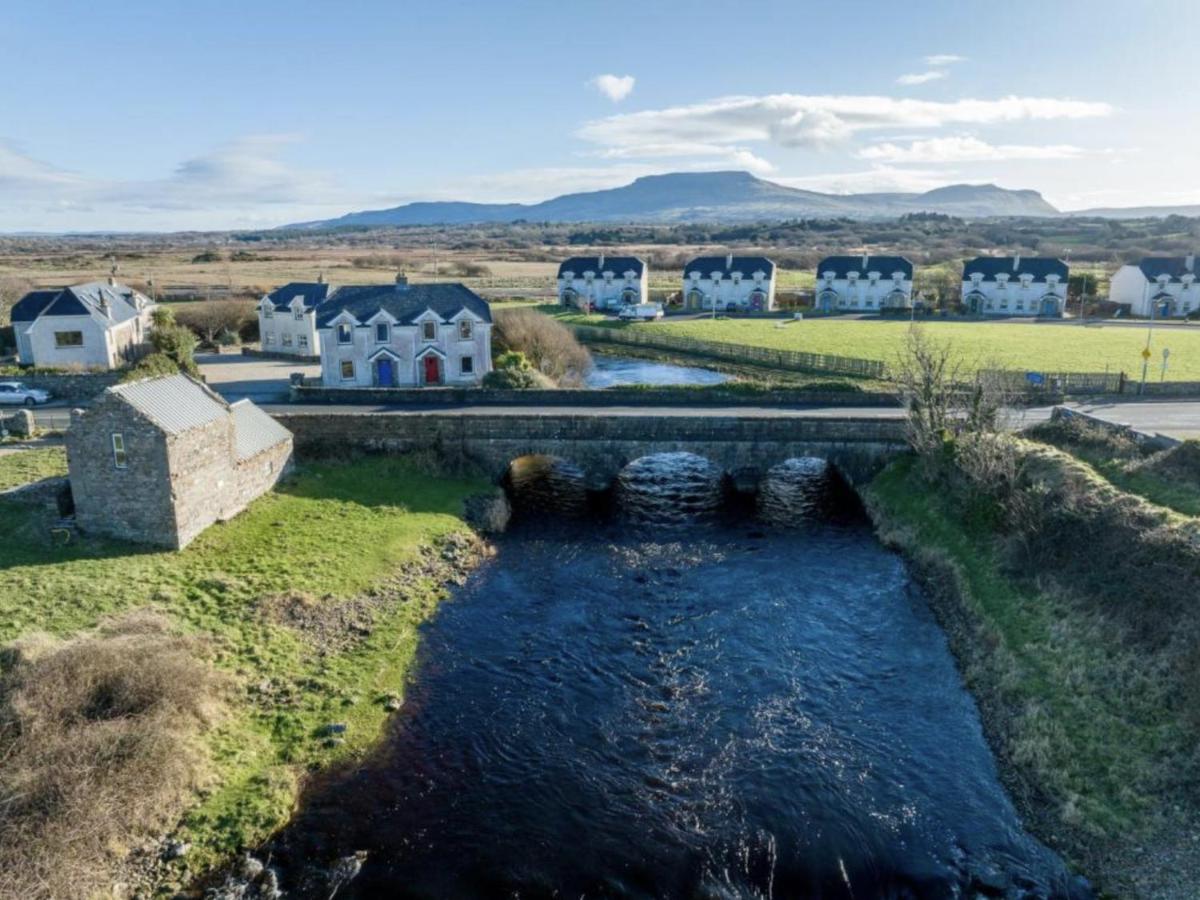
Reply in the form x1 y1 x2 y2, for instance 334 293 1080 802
0 446 67 490
0 454 487 877
552 307 1200 378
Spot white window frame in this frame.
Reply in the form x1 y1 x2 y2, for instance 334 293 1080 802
376 322 390 343
458 319 473 340
264 333 275 346
339 360 355 381
422 320 437 341
54 330 84 348
298 334 308 348
460 355 474 375
111 433 127 469
336 323 353 345
282 333 293 347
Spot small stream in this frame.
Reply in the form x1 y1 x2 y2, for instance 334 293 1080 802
247 456 1087 899
585 355 729 388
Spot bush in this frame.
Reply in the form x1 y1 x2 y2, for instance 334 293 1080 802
482 351 555 389
0 612 223 900
191 250 223 264
492 308 591 387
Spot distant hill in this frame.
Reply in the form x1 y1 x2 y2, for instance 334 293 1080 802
1069 204 1200 219
281 171 1062 229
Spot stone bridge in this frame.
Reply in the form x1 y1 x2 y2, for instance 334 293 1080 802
273 409 910 491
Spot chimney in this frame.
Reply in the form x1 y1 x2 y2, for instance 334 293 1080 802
861 253 868 270
1013 254 1021 272
726 252 733 269
107 275 116 287
99 293 111 318
598 253 605 271
395 272 408 291
317 271 325 285
1187 254 1196 273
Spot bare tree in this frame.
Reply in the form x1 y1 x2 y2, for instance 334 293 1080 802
894 325 964 466
174 300 254 345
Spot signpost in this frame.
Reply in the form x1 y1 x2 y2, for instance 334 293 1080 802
1162 347 1170 382
1140 344 1152 395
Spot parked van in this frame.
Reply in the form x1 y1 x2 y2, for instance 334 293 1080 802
617 302 664 321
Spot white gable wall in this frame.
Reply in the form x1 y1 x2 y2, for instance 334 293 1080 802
558 269 648 310
319 313 492 388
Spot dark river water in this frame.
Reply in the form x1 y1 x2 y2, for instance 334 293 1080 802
261 458 1084 900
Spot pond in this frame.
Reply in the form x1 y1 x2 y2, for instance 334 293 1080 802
585 354 730 388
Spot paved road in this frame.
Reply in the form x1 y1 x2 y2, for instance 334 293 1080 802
197 352 319 403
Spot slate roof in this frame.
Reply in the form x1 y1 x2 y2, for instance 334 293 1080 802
558 256 646 278
817 256 912 279
685 256 776 279
230 399 292 460
963 257 1067 282
11 281 149 324
109 374 229 435
314 282 492 328
1138 257 1199 282
264 281 333 311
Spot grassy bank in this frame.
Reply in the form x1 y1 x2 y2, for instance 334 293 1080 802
0 454 489 894
866 449 1200 897
0 446 66 490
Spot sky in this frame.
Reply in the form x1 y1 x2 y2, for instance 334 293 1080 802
1 0 1197 231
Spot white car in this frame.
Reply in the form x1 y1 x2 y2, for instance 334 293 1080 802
0 381 51 407
617 303 665 321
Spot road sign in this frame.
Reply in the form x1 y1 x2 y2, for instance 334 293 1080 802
1026 372 1044 386
1142 347 1152 360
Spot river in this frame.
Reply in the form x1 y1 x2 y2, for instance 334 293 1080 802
256 456 1085 899
585 354 729 388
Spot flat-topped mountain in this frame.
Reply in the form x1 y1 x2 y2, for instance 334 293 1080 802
282 171 1061 229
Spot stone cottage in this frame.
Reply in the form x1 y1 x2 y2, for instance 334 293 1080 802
65 374 293 549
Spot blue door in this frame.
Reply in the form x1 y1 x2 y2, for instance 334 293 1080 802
377 358 394 386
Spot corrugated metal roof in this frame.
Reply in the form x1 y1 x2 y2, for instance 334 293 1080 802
230 400 291 460
109 374 228 434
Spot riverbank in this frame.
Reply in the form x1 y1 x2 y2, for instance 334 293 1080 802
0 453 493 897
864 449 1200 898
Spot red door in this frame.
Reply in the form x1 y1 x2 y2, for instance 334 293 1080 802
423 356 441 385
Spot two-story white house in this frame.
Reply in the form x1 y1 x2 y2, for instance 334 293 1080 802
962 256 1068 318
1108 256 1199 318
557 255 647 310
682 255 776 312
814 256 913 313
315 276 493 388
11 279 156 369
257 280 331 356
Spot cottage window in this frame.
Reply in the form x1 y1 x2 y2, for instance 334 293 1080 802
264 333 275 346
264 307 274 319
54 331 84 348
340 360 355 381
458 319 473 340
282 333 293 347
422 321 437 341
294 309 304 321
461 355 474 375
298 335 308 348
111 433 127 469
336 323 352 344
376 322 390 343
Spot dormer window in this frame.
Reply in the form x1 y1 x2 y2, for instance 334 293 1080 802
264 306 274 319
603 272 613 283
754 271 764 282
375 322 390 343
868 272 880 283
458 319 473 340
422 321 437 341
971 273 983 285
848 272 859 282
336 323 352 344
562 270 574 281
584 272 594 282
294 308 304 321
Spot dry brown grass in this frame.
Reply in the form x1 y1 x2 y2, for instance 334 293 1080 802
0 611 224 900
492 307 592 386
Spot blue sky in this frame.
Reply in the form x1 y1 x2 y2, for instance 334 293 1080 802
1 0 1196 230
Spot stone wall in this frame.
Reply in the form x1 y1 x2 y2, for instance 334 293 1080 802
290 384 901 408
274 410 908 489
165 416 240 548
242 346 321 364
7 371 123 403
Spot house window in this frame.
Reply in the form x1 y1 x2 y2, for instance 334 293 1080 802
111 433 127 469
264 333 275 346
264 307 274 319
422 321 436 341
294 309 304 321
340 360 355 381
458 319 473 340
376 322 390 343
282 333 293 347
298 335 308 348
54 331 84 348
461 355 474 375
336 323 352 344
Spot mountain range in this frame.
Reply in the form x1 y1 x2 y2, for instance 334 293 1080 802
281 171 1063 229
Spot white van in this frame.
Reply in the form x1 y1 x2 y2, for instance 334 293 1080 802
617 302 664 321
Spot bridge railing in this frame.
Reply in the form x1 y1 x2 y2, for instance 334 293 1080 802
570 325 889 380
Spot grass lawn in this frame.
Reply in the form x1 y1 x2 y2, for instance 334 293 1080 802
0 455 488 878
549 306 1200 378
866 457 1190 844
0 446 67 490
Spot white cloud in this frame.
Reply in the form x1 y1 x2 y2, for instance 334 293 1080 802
590 74 635 103
577 93 1115 162
774 165 956 195
858 136 1094 163
897 71 947 86
924 54 967 66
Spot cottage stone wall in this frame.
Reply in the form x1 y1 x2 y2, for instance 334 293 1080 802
66 399 177 546
165 417 239 548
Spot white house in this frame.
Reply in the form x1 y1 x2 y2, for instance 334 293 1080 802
682 255 777 312
557 255 647 310
315 276 493 388
258 280 331 355
962 256 1069 318
1109 256 1199 318
814 256 913 313
11 279 156 369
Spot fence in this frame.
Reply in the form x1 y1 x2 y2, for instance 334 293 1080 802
571 325 889 380
978 369 1127 397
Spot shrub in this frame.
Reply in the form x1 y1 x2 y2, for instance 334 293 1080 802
191 250 223 264
0 612 223 900
492 308 591 387
482 351 555 389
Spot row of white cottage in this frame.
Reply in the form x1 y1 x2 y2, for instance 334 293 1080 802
554 253 1081 318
